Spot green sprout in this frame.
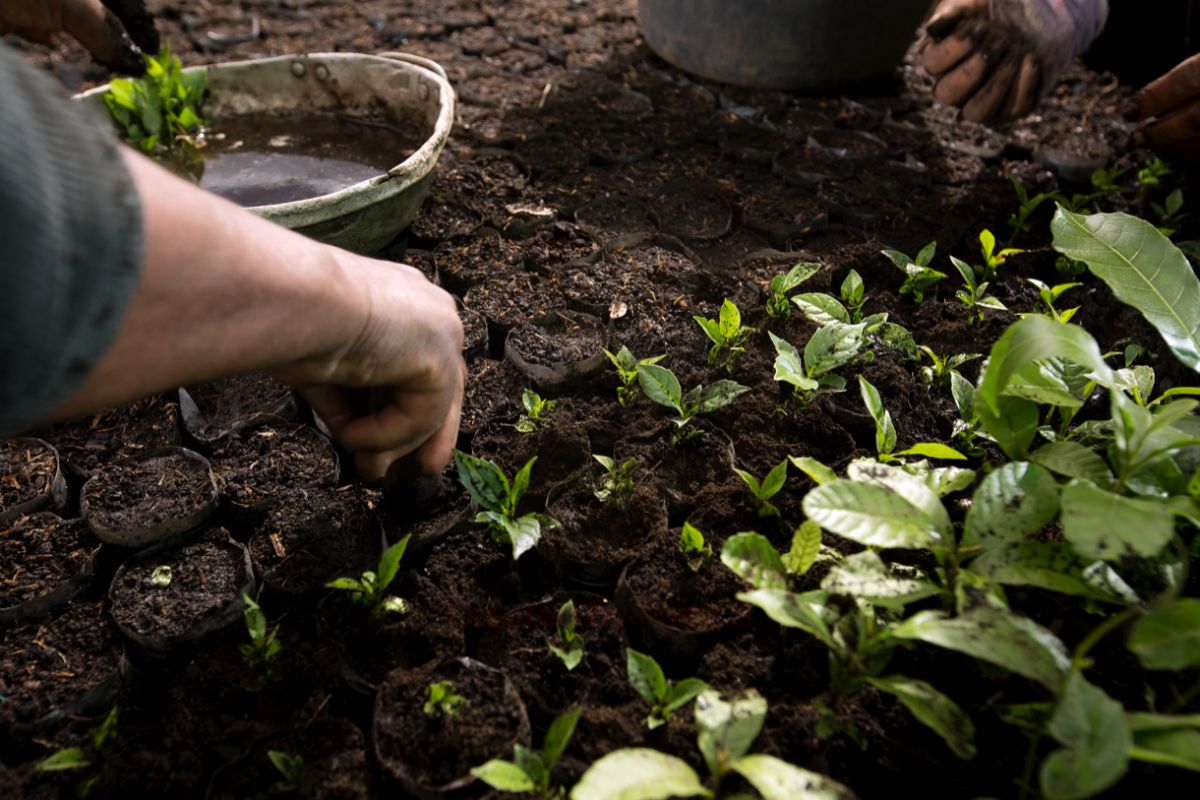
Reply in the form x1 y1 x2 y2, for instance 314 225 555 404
917 346 981 389
472 707 580 798
547 599 584 671
636 363 749 445
950 255 1006 325
604 346 665 406
268 751 304 794
592 455 637 503
148 565 173 588
977 229 1023 283
36 706 119 798
1024 279 1082 324
325 536 411 618
679 521 713 571
516 389 558 433
765 262 820 318
839 269 867 322
626 648 709 730
733 459 788 519
239 593 282 691
694 298 755 371
882 241 946 302
424 680 465 717
454 451 558 560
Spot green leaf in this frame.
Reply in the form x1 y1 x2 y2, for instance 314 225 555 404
769 333 817 392
694 315 723 346
1060 479 1176 561
804 323 866 377
1039 671 1131 800
971 541 1136 603
892 608 1071 691
454 449 510 513
793 293 850 325
803 479 942 549
719 299 742 337
963 462 1060 547
821 551 941 608
789 456 837 485
37 748 93 772
508 515 543 561
543 707 582 771
695 690 766 774
783 521 822 577
472 760 535 792
626 648 668 703
867 675 976 759
570 749 710 800
376 535 411 592
760 460 789 498
665 678 709 713
1128 599 1200 670
1052 207 1200 373
733 468 761 495
512 457 537 508
951 371 976 422
1031 441 1113 485
637 364 683 411
735 589 835 645
721 532 788 590
858 376 897 456
844 460 953 540
894 443 967 460
975 396 1040 458
729 754 856 800
695 380 750 414
1132 729 1200 771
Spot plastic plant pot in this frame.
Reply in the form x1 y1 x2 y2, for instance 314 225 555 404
504 311 609 393
0 438 68 524
178 372 296 445
0 513 99 625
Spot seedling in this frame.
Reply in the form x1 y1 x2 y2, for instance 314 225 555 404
239 593 281 691
592 455 637 503
1008 177 1066 235
678 521 713 571
604 346 665 406
37 706 119 798
950 255 1006 325
547 599 584 671
148 565 173 588
1151 188 1185 236
517 389 558 433
1024 278 1081 324
977 229 1023 283
625 648 709 730
858 376 966 464
325 535 411 618
424 680 465 717
840 269 868 322
268 750 304 794
103 46 207 177
769 324 866 408
473 707 580 798
694 299 755 371
882 241 946 302
917 346 980 389
765 261 820 318
733 459 788 518
454 450 558 560
635 363 749 445
1137 157 1172 191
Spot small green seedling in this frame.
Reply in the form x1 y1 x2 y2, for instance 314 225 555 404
769 323 867 408
473 707 580 798
679 521 713 571
424 680 465 717
694 299 755 371
604 346 666 406
950 255 1006 325
977 229 1023 283
882 241 946 302
1137 157 1172 191
765 261 820 318
917 346 981 389
148 565 173 588
635 363 749 445
1008 177 1066 235
547 599 584 671
103 46 207 177
325 535 411 618
239 593 281 691
840 269 867 322
454 450 558 560
626 648 709 730
592 455 637 503
517 389 558 433
1151 188 1185 236
1024 278 1081 324
268 750 304 794
858 376 966 464
36 706 119 798
733 459 788 518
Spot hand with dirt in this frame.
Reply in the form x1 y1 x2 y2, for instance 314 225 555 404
922 0 1109 122
0 0 158 73
1125 54 1200 169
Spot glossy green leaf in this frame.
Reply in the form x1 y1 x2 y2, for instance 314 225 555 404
1052 207 1200 373
695 690 766 774
695 380 751 414
771 333 819 393
637 364 683 410
894 443 967 460
970 541 1134 603
963 462 1059 547
789 456 837 485
544 707 582 771
36 748 92 772
1128 599 1200 670
821 551 940 608
805 323 866 377
975 395 1040 458
736 589 835 646
721 533 788 590
376 535 411 592
858 376 897 456
804 479 942 549
472 760 535 792
1060 479 1176 561
454 449 510 513
570 749 710 800
626 648 667 702
793 293 849 325
1039 671 1131 800
730 754 856 800
665 678 709 713
1031 441 1113 486
784 521 822 577
867 675 976 759
844 460 952 538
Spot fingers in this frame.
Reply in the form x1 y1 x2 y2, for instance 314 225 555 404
923 34 975 76
925 0 989 40
61 0 143 71
934 49 990 107
412 358 466 475
99 0 159 53
1137 99 1200 165
998 53 1041 120
1127 53 1200 122
962 52 1022 122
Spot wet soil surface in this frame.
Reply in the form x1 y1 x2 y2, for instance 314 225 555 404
7 0 1200 798
82 450 214 535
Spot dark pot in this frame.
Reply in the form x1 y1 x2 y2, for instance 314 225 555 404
0 513 99 625
178 372 297 445
0 438 68 524
504 310 609 393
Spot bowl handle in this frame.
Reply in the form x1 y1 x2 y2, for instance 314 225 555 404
377 51 449 84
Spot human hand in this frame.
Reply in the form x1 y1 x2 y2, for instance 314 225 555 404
273 255 466 481
1125 54 1200 168
0 0 157 73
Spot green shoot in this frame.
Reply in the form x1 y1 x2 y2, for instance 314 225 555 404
268 751 304 794
635 363 749 445
882 241 946 302
36 706 119 798
592 455 637 503
1008 177 1066 235
516 389 558 433
977 229 1023 283
625 648 709 729
782 520 823 578
1025 279 1081 324
733 459 788 518
454 450 558 560
679 521 713 571
604 346 666 406
547 599 584 671
148 565 173 588
765 262 820 318
840 269 867 322
239 593 281 691
950 255 1007 325
1151 188 1185 236
325 535 411 618
769 323 867 408
1137 157 1172 191
917 346 981 389
694 299 755 371
472 707 580 798
858 376 965 463
424 680 465 717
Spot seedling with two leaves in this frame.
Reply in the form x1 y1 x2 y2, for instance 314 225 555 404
267 751 304 794
694 299 755 371
882 241 946 302
325 536 411 618
678 521 713 571
591 454 637 503
240 593 282 690
950 254 1006 325
625 648 709 730
604 346 666 407
858 376 967 464
769 322 868 408
547 599 584 671
517 389 558 432
36 706 120 798
474 707 580 799
1023 279 1081 324
635 363 749 445
454 450 558 561
792 269 881 328
424 680 465 717
917 345 980 389
764 261 820 318
733 459 788 518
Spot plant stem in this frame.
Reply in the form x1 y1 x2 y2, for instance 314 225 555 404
1072 606 1141 669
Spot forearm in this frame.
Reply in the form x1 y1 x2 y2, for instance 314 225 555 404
50 149 367 418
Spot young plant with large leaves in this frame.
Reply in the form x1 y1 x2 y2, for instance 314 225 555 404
454 451 558 560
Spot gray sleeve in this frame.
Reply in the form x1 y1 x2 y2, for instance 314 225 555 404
0 42 144 435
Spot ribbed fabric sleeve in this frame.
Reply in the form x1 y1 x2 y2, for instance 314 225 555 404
0 42 144 435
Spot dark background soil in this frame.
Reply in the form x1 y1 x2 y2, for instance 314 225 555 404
5 1 1200 798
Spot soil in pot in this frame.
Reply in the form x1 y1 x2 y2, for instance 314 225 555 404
458 300 489 360
410 191 485 242
249 486 383 599
650 178 733 241
210 423 339 518
373 657 530 795
81 448 218 547
574 193 658 240
469 407 591 504
0 513 97 624
377 467 475 561
519 221 602 273
0 598 123 738
614 423 738 512
0 439 65 523
564 237 695 316
433 229 525 294
178 371 295 444
463 272 571 336
108 527 254 655
505 310 608 392
30 395 180 478
460 358 524 438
